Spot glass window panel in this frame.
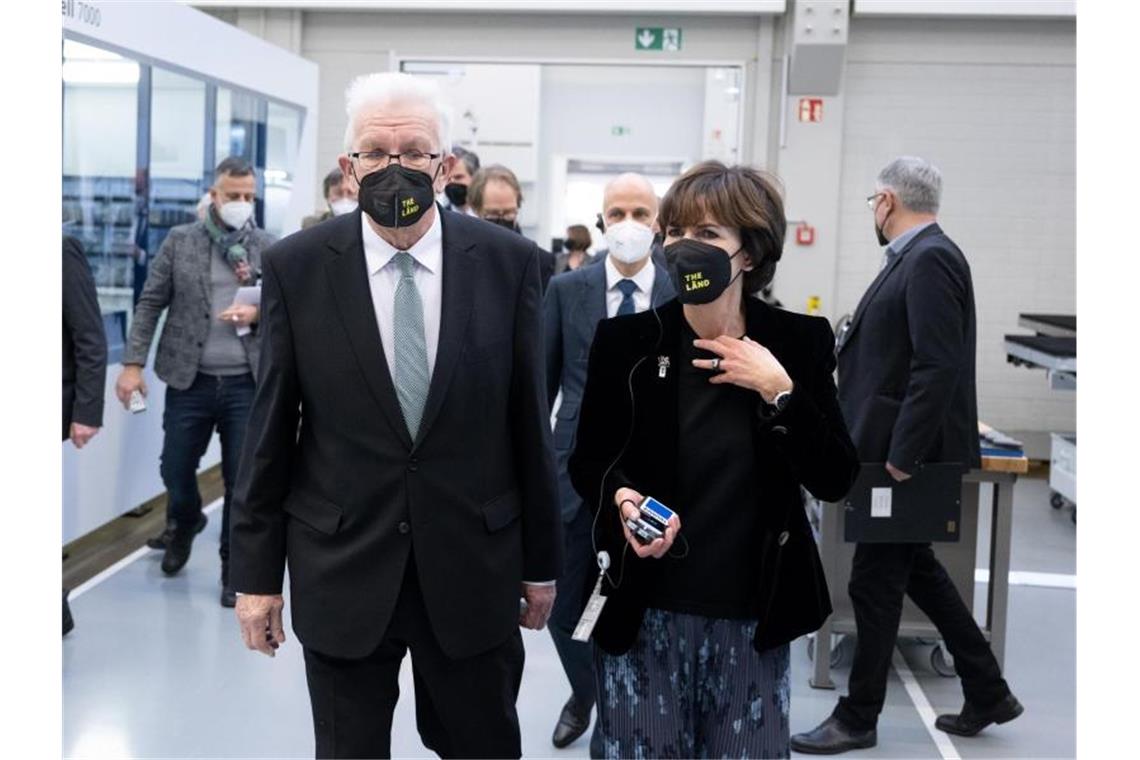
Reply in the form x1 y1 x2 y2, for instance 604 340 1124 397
62 39 140 324
215 87 263 167
264 101 304 237
149 67 207 259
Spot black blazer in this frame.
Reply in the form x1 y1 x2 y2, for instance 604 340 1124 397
230 208 562 660
837 223 980 471
62 236 107 439
568 298 859 655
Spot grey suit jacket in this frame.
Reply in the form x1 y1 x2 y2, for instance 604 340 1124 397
543 259 674 521
125 221 276 390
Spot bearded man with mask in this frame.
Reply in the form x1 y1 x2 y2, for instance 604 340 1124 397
793 156 1021 755
542 173 674 755
116 156 275 607
468 163 556 291
228 72 561 760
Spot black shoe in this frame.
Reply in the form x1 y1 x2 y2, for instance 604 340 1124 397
161 530 194 575
220 561 236 608
935 694 1024 737
63 588 74 637
552 694 593 749
790 716 877 755
146 513 208 550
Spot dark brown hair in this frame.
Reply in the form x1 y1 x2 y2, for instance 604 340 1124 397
468 164 523 212
565 224 592 251
658 161 786 294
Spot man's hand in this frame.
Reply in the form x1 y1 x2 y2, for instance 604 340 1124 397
69 423 100 449
219 304 259 327
114 365 147 410
236 593 286 657
519 583 556 630
886 462 912 482
614 487 681 560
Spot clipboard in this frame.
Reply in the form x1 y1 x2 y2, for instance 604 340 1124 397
843 463 963 543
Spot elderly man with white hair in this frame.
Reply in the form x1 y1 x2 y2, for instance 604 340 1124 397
792 156 1022 755
229 71 562 759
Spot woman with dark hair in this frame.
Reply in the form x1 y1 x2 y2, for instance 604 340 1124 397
568 161 859 759
556 223 593 275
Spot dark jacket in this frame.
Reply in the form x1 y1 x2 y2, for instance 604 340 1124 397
124 221 275 389
229 208 562 661
544 258 674 521
568 298 859 655
837 223 980 470
62 236 107 439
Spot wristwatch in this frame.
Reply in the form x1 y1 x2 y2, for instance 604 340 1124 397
769 389 793 414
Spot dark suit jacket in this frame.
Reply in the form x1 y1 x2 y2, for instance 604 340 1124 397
837 223 981 471
544 259 674 522
63 236 107 439
230 208 562 660
568 298 859 655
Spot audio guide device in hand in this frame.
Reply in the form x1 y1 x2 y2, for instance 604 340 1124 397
626 496 675 544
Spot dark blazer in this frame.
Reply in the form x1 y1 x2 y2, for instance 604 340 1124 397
544 259 674 521
837 223 980 471
63 236 108 440
230 208 562 661
568 298 859 655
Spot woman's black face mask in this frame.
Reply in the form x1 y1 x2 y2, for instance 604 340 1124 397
664 238 745 305
356 163 441 228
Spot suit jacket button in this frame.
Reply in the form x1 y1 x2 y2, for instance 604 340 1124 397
772 425 788 435
398 521 410 535
407 461 418 472
778 530 789 546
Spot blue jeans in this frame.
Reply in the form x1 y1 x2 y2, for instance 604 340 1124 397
160 372 254 561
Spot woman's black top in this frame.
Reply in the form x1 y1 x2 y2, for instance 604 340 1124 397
643 321 764 619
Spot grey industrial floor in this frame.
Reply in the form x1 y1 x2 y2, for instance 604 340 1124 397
63 476 1075 759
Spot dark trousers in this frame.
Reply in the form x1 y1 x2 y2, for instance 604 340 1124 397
834 542 1011 731
303 555 525 759
160 372 254 562
548 505 603 757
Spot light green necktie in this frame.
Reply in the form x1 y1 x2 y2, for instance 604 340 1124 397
392 251 429 440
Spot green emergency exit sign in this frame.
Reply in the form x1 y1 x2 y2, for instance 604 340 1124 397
635 27 682 52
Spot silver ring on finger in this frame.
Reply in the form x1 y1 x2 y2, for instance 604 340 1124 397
711 357 721 371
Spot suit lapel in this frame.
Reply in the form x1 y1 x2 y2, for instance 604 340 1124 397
413 211 475 449
323 212 413 449
650 261 674 307
840 223 942 353
577 263 608 341
196 226 214 308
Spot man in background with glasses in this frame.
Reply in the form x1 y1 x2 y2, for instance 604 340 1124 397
468 163 556 291
230 71 561 759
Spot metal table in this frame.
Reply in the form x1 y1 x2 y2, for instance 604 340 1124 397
808 467 1020 689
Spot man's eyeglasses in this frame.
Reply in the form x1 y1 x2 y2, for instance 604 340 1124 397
866 192 885 210
348 150 441 172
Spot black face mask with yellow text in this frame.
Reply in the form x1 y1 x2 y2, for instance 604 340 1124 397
665 238 744 305
357 164 438 228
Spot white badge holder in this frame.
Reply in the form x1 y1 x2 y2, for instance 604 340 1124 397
572 551 611 642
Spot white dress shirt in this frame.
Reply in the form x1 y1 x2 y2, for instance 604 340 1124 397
362 210 444 381
604 254 656 317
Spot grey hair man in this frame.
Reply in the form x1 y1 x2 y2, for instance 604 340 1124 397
792 156 1022 754
230 71 562 759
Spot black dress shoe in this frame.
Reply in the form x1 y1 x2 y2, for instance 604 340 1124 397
161 531 194 575
552 695 593 749
790 716 877 755
147 513 208 550
936 694 1023 737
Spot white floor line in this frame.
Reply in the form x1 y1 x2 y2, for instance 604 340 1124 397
892 647 961 760
974 568 1077 589
69 497 224 601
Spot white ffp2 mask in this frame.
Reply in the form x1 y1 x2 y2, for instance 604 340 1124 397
330 198 358 216
604 220 654 264
218 201 253 229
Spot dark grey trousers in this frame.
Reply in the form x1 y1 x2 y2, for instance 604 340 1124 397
594 608 791 759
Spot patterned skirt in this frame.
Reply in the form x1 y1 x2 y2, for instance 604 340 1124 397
594 608 791 759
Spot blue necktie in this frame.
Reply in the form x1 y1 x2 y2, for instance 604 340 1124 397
616 279 638 316
392 251 429 441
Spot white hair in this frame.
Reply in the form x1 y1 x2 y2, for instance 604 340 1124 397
342 71 453 154
876 156 942 214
